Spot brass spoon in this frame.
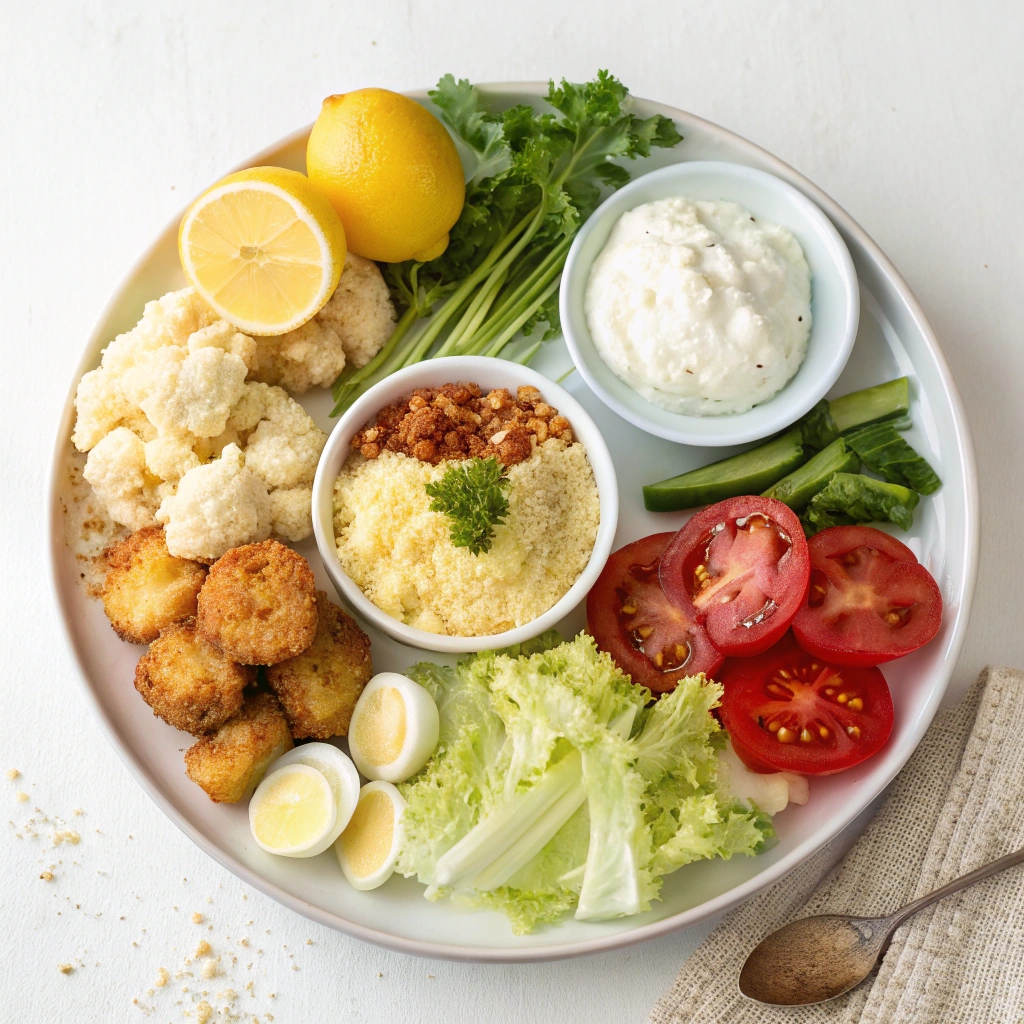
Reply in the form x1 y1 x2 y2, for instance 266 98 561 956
739 845 1024 1006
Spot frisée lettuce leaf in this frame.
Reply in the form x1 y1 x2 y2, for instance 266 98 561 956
398 634 770 933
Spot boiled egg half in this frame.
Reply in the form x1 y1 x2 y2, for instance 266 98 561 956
347 672 439 784
249 764 336 858
249 743 360 858
335 780 407 890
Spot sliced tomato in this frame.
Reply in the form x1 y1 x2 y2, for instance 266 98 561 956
792 525 942 667
586 533 723 693
719 633 894 775
659 496 810 657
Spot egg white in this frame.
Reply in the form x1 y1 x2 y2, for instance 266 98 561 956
348 672 440 784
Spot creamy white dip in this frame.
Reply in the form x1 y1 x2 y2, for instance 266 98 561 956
584 197 812 416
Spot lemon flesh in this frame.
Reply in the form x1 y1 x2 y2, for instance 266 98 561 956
179 166 346 336
250 765 335 855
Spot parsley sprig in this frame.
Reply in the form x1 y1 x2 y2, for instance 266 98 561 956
425 457 511 556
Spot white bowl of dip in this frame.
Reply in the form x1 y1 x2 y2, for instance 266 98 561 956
311 356 619 654
560 161 859 446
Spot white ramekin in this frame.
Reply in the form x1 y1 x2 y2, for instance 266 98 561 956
311 356 618 653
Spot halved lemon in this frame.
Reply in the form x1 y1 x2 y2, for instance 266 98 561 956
249 763 336 857
178 166 346 336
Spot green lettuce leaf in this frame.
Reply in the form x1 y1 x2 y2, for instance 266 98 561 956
398 637 767 933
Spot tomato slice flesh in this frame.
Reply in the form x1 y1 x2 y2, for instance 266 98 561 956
586 533 723 693
661 496 810 657
719 633 894 775
793 526 942 666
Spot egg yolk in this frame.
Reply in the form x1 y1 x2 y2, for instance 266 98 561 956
342 790 395 877
353 687 407 766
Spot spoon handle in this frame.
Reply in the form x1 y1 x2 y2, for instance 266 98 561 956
890 844 1024 930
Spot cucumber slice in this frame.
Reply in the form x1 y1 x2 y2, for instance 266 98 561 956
643 428 806 512
763 437 860 511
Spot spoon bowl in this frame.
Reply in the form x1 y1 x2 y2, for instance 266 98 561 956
739 914 893 1005
738 843 1024 1006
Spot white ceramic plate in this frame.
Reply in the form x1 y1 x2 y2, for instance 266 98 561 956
48 84 978 963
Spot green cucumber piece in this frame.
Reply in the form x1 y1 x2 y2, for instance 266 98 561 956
643 429 806 512
830 377 910 433
763 438 860 511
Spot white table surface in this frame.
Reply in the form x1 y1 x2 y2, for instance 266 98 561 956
2 1 1020 1020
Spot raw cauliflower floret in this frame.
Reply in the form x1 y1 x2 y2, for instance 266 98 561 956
101 288 218 376
83 427 160 531
315 252 395 369
144 434 200 482
73 289 224 452
124 345 249 438
252 318 347 394
243 386 327 490
269 485 314 542
73 365 140 451
188 321 258 372
157 444 271 562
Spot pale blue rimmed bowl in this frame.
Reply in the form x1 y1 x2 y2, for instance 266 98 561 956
560 160 859 446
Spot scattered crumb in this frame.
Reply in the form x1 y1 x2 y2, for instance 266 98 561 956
377 971 383 978
72 808 83 816
6 769 20 780
192 912 204 924
195 940 211 958
40 871 54 881
305 939 312 946
53 830 80 846
15 792 28 803
195 1000 213 1024
155 967 169 988
58 963 74 974
238 938 248 947
200 957 220 980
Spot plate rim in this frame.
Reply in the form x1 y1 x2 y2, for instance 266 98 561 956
47 82 980 963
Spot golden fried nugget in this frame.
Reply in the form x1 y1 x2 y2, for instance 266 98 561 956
183 691 293 803
102 526 207 644
266 592 373 739
196 540 318 665
134 619 253 735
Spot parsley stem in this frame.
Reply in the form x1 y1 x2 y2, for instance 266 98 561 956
460 236 571 355
485 274 562 357
399 204 543 368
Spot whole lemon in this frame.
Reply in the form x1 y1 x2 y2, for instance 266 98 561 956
306 88 465 264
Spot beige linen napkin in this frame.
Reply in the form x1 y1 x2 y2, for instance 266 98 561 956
651 666 1024 1024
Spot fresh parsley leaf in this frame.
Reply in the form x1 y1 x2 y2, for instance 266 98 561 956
425 457 511 556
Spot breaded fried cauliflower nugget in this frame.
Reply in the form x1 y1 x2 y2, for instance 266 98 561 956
266 592 373 739
102 526 207 644
197 540 318 665
134 619 253 735
184 691 293 803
